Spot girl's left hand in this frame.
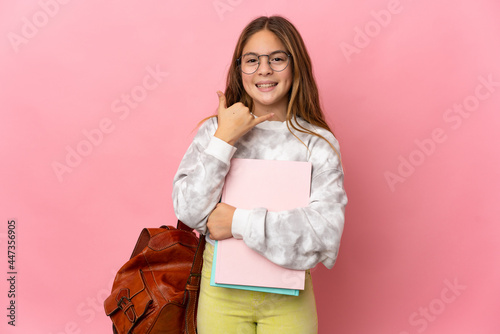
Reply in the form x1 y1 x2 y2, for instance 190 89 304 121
207 202 236 240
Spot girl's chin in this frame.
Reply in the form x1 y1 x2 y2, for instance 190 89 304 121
251 92 281 104
252 99 288 112
253 98 278 107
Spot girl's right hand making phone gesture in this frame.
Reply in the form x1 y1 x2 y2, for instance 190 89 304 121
213 91 274 146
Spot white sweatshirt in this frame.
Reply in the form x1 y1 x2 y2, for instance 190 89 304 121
172 116 347 270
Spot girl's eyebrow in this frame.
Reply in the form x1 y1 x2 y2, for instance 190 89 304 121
242 50 287 56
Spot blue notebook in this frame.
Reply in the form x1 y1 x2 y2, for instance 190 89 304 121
210 240 299 296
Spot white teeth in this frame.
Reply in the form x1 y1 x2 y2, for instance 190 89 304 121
256 83 277 88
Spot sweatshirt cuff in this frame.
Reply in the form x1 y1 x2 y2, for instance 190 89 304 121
205 136 237 164
231 208 251 239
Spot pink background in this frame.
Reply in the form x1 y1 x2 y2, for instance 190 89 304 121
1 0 499 333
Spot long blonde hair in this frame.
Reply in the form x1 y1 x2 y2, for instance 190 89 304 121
203 15 341 161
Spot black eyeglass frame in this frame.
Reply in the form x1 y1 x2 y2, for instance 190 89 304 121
236 50 292 75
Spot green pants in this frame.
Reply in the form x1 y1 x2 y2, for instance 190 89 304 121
197 242 318 334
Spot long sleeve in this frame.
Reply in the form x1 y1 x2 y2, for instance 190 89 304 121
172 118 236 234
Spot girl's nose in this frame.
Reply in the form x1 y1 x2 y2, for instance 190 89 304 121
257 56 273 75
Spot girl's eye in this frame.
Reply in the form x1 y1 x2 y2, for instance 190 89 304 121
243 55 258 64
271 57 284 62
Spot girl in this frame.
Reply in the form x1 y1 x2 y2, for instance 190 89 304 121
172 15 347 334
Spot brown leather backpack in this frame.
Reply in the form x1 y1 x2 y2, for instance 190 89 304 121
104 222 206 333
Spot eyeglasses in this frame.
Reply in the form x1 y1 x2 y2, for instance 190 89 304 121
237 51 292 75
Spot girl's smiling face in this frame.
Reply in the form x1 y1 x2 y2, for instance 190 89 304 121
241 29 293 121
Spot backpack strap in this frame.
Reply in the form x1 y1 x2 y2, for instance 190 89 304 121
177 220 194 232
183 223 206 333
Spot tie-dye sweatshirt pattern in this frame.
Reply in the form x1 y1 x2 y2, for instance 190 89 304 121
172 116 347 270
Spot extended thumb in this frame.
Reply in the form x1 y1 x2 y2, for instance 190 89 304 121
217 90 226 108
